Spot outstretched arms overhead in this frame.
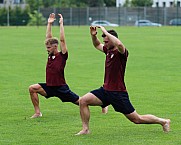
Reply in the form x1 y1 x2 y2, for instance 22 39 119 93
46 13 67 54
46 13 56 39
58 14 67 54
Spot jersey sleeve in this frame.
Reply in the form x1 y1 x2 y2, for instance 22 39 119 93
61 52 68 60
103 46 108 55
120 48 129 60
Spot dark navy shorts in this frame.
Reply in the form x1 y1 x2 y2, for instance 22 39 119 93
39 83 79 103
90 87 135 114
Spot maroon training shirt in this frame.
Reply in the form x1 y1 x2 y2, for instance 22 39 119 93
103 46 128 92
46 52 68 86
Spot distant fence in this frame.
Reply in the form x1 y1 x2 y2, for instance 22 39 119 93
0 6 181 26
40 7 181 26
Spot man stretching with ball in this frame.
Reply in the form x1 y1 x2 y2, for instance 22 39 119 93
28 13 80 118
76 26 170 135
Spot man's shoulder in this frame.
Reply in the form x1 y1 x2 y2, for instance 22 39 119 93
59 51 68 60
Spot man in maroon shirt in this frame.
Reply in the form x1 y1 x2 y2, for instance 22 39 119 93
28 13 79 118
76 26 170 135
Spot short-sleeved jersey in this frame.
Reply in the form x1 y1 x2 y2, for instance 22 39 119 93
46 52 68 86
103 46 128 92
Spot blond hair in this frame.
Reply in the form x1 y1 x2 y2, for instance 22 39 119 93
45 37 59 45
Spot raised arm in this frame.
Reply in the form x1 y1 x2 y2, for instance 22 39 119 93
58 14 67 54
46 13 56 39
99 26 126 54
90 26 104 52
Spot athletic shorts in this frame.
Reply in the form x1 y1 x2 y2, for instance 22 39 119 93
90 87 135 114
39 83 79 103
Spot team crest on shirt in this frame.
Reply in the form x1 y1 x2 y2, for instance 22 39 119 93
52 56 55 59
48 56 56 60
107 53 114 59
111 54 114 58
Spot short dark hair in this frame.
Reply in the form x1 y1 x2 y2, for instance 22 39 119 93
102 30 118 38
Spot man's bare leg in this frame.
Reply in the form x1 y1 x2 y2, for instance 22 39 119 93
76 93 103 135
75 99 90 135
125 111 170 133
76 106 108 135
29 84 46 118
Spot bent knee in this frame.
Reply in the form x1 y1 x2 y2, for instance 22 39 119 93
28 84 39 93
29 85 34 93
79 97 88 105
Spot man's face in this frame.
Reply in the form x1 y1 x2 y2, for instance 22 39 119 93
103 36 114 50
46 43 57 55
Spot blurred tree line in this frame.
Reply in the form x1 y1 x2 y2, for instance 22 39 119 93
26 0 116 9
0 0 153 26
124 0 153 7
26 0 153 9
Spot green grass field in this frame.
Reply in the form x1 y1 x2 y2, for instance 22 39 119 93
0 26 180 145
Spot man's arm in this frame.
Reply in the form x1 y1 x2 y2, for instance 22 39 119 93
99 26 126 54
58 14 67 54
46 13 56 39
90 26 104 52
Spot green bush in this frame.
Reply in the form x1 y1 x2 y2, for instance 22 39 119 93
0 6 30 26
27 10 46 26
0 8 8 26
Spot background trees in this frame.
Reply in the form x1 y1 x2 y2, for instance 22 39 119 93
131 0 153 7
0 0 155 26
26 0 153 8
25 0 154 9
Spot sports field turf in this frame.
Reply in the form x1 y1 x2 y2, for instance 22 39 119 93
0 26 180 145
